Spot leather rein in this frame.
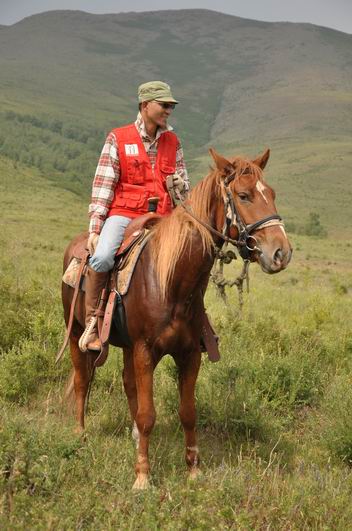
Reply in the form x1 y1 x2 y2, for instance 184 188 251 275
177 170 284 260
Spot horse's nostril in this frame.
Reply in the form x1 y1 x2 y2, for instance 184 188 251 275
274 248 283 263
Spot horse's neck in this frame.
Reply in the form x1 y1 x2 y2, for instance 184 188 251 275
170 198 225 300
171 240 214 302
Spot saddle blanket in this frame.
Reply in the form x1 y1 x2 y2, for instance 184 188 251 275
62 229 151 295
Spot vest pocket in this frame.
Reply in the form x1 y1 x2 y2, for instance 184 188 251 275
126 159 145 185
117 183 147 211
159 161 176 176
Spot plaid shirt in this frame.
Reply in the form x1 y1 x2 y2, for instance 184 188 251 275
88 112 189 234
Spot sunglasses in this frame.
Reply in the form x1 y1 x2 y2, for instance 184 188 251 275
155 101 176 110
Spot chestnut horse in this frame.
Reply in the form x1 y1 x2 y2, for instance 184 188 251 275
61 148 292 489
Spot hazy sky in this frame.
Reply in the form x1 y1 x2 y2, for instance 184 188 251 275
0 0 351 34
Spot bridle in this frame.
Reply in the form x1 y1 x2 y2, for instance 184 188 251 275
222 172 283 260
177 170 284 260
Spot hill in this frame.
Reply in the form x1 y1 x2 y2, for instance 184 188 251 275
1 10 351 144
0 9 351 234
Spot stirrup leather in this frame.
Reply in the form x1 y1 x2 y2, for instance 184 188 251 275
78 316 98 352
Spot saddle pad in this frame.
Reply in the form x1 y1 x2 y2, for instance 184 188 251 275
62 257 83 289
62 230 151 294
115 231 152 295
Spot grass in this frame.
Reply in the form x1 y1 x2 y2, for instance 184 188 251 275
1 154 352 528
1 277 352 528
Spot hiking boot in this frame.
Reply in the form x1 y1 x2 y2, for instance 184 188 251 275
78 266 109 352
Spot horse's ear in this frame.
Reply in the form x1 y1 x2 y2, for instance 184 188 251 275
253 148 270 170
209 148 234 176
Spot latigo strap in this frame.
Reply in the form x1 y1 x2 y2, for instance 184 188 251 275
56 249 90 364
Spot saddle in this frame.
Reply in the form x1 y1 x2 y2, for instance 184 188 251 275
58 212 220 367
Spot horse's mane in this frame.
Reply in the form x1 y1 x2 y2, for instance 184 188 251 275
150 156 263 299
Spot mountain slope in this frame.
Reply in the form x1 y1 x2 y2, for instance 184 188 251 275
0 9 351 146
0 9 351 235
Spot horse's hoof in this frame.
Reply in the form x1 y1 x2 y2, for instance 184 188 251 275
132 474 149 490
188 467 202 481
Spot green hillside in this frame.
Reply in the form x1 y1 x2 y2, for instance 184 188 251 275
0 9 351 236
1 9 351 145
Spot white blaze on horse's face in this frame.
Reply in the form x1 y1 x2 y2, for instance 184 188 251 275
226 203 237 227
256 180 268 204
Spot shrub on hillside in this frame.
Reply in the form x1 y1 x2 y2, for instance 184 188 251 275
321 373 352 464
302 212 327 238
0 277 68 404
0 339 51 404
0 278 40 353
285 212 327 237
0 111 104 196
0 416 83 499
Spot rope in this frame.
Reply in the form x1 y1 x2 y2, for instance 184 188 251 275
210 248 250 316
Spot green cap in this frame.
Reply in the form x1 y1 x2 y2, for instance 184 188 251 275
138 81 178 104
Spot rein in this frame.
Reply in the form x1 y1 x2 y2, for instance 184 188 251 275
177 194 239 246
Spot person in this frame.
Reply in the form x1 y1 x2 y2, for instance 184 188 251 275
79 81 189 352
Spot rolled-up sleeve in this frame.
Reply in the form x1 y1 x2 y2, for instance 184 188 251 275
88 132 120 234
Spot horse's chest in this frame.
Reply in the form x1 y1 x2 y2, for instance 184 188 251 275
152 310 201 355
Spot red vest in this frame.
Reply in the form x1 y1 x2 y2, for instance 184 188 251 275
108 123 178 219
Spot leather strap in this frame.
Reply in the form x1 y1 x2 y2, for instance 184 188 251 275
56 250 89 363
94 344 109 367
100 290 117 345
94 287 111 367
202 312 220 362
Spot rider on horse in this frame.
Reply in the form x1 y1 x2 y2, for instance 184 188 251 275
79 81 189 352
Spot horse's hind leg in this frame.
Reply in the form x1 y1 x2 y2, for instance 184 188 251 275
70 336 95 434
132 340 156 490
177 350 202 478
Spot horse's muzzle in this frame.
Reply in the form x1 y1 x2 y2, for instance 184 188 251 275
258 245 293 274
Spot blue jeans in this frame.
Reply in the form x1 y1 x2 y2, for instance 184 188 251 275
89 215 132 272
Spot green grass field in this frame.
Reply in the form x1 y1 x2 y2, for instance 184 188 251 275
1 154 352 529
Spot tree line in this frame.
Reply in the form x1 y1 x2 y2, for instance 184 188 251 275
0 111 107 195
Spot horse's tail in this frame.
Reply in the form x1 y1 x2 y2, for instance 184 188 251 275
62 359 96 414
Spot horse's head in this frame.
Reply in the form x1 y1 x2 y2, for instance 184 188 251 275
209 148 292 274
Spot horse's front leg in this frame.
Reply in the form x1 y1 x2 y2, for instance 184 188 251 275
122 348 139 448
177 349 202 479
132 340 156 490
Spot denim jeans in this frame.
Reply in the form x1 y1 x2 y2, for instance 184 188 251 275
89 215 132 272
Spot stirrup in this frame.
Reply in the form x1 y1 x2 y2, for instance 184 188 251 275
78 316 98 353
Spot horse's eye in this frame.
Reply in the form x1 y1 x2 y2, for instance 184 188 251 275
238 193 249 202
